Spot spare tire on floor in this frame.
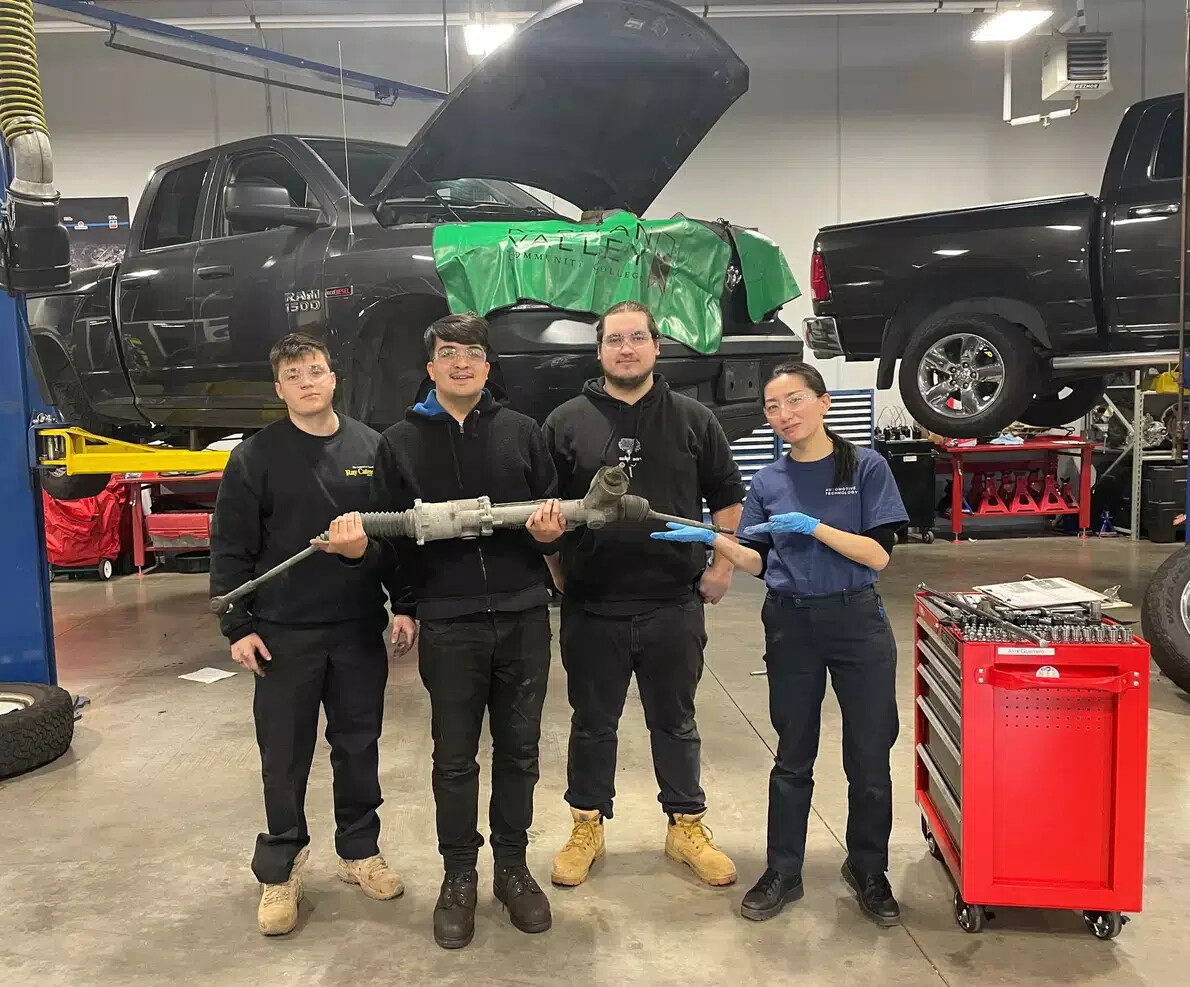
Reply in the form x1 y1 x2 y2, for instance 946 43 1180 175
1142 546 1190 694
0 683 75 779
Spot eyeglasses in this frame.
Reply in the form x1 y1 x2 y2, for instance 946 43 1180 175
279 364 330 383
434 345 487 362
601 331 655 349
763 390 819 415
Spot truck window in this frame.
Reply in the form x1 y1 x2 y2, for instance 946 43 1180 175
220 151 316 237
141 159 209 250
1153 112 1185 181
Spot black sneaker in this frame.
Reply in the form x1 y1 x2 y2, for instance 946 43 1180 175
841 859 901 926
740 867 804 921
493 863 552 934
434 869 478 949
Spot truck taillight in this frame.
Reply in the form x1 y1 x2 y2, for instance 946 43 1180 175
810 251 830 303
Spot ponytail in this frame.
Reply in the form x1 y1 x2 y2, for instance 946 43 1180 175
824 426 857 488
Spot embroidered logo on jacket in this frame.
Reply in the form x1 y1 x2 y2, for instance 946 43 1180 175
345 466 374 478
617 438 642 477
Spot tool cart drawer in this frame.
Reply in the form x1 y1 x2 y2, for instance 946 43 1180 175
917 629 961 686
918 743 962 851
918 663 962 744
916 615 958 662
917 696 962 798
918 639 962 709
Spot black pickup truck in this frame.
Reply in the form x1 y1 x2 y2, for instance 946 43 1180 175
26 0 800 496
804 92 1189 438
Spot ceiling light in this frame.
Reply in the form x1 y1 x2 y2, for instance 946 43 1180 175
972 8 1053 43
464 22 515 56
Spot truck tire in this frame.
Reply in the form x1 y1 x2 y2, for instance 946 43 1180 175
0 683 75 779
1142 546 1190 695
1019 377 1107 428
40 468 111 501
900 314 1038 438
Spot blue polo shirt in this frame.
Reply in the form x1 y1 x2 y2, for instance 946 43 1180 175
740 446 908 598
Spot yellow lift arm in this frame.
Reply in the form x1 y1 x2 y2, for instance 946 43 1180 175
36 427 231 475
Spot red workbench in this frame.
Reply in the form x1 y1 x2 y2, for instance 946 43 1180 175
935 438 1096 538
112 471 221 569
914 592 1148 938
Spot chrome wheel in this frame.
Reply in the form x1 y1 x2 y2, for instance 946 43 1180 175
1179 578 1190 638
917 333 1006 420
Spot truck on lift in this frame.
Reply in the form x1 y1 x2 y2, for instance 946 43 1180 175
803 92 1190 439
802 88 1190 699
24 0 801 500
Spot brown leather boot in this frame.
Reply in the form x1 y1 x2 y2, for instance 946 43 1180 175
551 808 605 886
257 846 309 936
337 853 404 900
665 811 737 886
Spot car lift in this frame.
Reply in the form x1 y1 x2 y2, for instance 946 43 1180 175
34 426 229 477
0 0 231 686
3 0 446 689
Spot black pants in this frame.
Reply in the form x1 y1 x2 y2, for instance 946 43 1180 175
560 599 707 819
761 587 899 878
250 619 389 885
417 607 551 871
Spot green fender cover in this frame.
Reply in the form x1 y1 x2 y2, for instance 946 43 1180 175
431 211 799 355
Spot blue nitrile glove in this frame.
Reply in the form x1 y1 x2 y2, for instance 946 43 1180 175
649 522 718 545
742 511 820 538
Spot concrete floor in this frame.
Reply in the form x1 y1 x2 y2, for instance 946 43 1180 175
2 537 1189 986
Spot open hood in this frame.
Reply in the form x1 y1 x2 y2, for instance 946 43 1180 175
372 0 748 216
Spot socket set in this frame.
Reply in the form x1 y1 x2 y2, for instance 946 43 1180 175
925 595 1133 645
953 615 1133 644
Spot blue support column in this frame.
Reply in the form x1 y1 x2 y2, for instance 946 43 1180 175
0 148 57 685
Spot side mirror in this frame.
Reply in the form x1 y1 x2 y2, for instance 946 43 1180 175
224 181 325 231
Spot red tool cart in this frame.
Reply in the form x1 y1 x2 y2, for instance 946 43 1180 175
935 438 1096 538
914 591 1148 939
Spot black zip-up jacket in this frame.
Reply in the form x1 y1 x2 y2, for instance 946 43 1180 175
209 416 401 641
364 389 558 621
542 375 745 611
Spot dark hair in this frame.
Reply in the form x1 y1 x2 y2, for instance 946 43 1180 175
269 332 331 381
596 300 660 343
765 360 857 488
424 312 490 358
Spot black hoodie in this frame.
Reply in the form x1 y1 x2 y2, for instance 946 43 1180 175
364 389 558 621
542 375 745 612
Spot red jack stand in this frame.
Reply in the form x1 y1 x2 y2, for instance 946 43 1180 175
975 473 1010 514
1038 471 1067 511
1009 471 1040 513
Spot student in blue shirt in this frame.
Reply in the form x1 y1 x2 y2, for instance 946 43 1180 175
652 360 908 927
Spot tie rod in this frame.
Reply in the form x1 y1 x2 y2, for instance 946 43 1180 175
209 466 731 615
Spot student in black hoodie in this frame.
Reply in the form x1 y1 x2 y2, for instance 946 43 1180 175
542 300 746 890
362 313 564 951
209 332 409 938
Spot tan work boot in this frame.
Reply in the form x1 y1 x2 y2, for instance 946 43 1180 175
551 808 605 886
665 812 737 886
337 854 405 900
257 846 309 936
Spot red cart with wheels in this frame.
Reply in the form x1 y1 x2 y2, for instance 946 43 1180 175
914 592 1149 939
